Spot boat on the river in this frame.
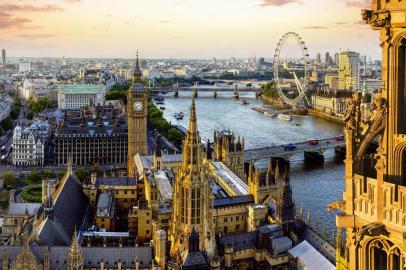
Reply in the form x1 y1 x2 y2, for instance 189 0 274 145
174 112 184 120
236 99 249 105
277 114 292 121
291 122 301 126
264 111 277 118
160 106 165 110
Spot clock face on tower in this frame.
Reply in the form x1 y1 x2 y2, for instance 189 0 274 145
133 101 143 112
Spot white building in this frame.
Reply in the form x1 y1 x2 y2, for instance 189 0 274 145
18 62 31 73
21 79 58 102
0 95 12 122
58 84 106 110
361 79 383 93
12 121 50 166
143 68 162 80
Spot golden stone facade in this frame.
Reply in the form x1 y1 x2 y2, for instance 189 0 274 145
335 1 406 269
127 53 148 177
169 97 216 257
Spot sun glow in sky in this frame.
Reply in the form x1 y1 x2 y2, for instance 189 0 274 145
0 0 380 59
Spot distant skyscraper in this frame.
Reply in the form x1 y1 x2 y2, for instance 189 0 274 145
316 53 321 64
1 49 5 72
338 51 360 91
334 53 339 65
325 52 330 65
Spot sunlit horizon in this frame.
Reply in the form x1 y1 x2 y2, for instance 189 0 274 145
0 0 380 59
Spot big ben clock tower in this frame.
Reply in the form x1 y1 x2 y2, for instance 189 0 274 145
127 52 148 177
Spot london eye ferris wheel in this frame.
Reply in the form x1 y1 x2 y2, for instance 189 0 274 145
273 32 311 107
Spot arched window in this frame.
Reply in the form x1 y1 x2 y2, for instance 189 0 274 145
389 247 402 270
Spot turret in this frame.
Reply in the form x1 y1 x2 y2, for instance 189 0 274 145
153 137 162 171
210 256 221 270
275 158 294 228
206 139 212 160
67 229 84 270
154 230 166 270
2 249 8 270
224 244 234 269
43 247 50 270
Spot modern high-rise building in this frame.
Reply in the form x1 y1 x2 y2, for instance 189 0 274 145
1 49 5 72
316 53 321 64
335 1 406 270
334 52 340 65
338 51 359 91
325 52 330 65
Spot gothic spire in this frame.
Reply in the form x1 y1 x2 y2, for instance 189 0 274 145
133 51 142 82
182 96 201 168
188 95 198 135
67 228 84 270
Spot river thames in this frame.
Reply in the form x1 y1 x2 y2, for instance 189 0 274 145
161 91 344 240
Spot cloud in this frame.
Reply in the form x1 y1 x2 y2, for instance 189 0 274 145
0 4 63 13
302 25 329 29
0 16 32 29
157 20 170 24
345 0 370 8
18 34 55 40
258 0 302 7
353 20 366 25
0 3 63 30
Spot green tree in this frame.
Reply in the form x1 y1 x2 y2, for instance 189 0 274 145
0 117 13 131
25 170 42 184
75 167 90 182
2 172 16 187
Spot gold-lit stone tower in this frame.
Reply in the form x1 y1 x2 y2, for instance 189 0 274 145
127 52 148 177
170 97 215 257
335 1 406 269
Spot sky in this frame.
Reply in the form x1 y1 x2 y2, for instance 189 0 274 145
0 0 381 59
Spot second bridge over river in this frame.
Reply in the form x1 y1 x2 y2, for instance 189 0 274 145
175 125 346 162
243 137 345 161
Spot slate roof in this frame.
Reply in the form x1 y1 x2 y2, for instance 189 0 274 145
0 245 153 269
219 231 258 251
96 177 137 186
182 251 209 270
213 195 254 208
37 174 89 246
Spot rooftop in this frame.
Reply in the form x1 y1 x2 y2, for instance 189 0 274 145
6 202 42 216
59 84 105 95
211 161 248 196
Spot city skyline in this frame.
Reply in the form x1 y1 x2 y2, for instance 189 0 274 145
0 0 380 59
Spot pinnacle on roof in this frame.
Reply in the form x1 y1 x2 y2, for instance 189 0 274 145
134 51 142 78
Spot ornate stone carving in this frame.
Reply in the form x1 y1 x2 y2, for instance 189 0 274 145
327 200 346 212
344 92 387 160
355 223 388 243
361 9 392 43
362 9 390 29
344 92 362 136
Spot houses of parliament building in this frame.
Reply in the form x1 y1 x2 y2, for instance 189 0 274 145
2 1 406 268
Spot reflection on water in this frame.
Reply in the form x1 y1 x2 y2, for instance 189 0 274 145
161 92 345 238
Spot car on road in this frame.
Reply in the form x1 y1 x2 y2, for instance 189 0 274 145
283 145 297 151
333 135 344 141
307 139 319 145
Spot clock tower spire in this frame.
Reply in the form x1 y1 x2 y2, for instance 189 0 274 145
127 52 148 177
